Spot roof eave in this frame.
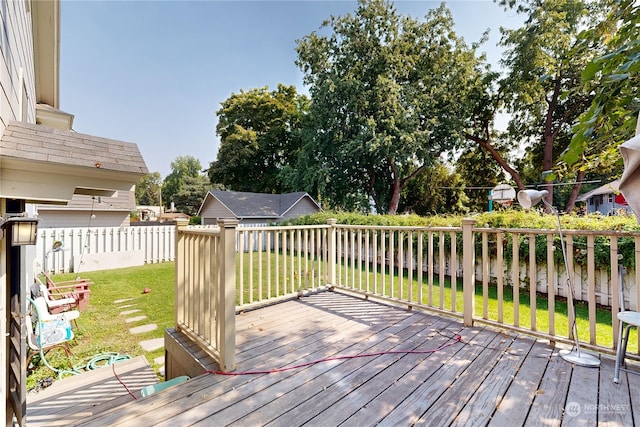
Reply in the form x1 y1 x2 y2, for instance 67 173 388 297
32 0 60 108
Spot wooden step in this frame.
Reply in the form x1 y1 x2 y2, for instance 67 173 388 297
27 355 159 427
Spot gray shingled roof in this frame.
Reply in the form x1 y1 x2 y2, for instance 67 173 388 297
576 180 620 202
210 190 316 218
0 121 148 174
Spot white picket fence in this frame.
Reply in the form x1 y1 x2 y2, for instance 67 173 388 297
36 225 176 274
35 223 268 274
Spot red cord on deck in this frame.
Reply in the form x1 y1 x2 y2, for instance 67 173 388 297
113 363 138 401
206 334 462 376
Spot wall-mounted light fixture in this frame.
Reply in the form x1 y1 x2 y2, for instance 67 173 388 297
0 215 39 246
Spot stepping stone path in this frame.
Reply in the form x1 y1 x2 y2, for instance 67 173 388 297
125 315 147 324
114 297 166 377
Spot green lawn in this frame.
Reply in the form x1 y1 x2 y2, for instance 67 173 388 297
345 264 630 351
28 262 174 390
27 256 632 390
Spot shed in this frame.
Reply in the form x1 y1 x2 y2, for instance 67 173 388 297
576 180 632 215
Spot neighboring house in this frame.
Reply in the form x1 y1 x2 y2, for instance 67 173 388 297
134 206 190 224
158 212 191 223
136 205 163 222
0 2 148 425
197 190 321 225
576 180 633 215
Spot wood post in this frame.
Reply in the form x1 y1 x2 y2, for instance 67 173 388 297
175 219 189 328
218 218 238 371
462 218 476 327
327 219 337 287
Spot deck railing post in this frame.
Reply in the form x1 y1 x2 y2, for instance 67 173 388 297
218 218 239 371
327 219 337 287
175 218 189 328
462 218 476 327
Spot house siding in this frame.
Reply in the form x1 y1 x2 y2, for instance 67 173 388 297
36 210 130 228
586 194 633 215
0 2 36 424
200 198 236 225
36 191 135 228
0 0 35 130
282 197 320 219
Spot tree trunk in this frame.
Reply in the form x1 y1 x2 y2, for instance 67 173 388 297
387 158 400 215
464 132 525 190
565 170 585 213
542 77 562 208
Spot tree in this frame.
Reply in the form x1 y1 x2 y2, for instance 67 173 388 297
565 0 640 169
398 162 469 215
455 147 503 212
295 0 483 214
162 155 204 211
209 84 309 193
172 175 212 216
498 0 602 212
135 172 162 206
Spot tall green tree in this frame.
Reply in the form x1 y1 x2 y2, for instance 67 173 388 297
398 162 469 215
135 172 162 206
455 148 503 212
295 0 483 214
498 0 601 212
172 175 212 216
162 155 204 211
209 84 309 193
565 0 640 169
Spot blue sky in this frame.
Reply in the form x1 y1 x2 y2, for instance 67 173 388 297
60 0 523 179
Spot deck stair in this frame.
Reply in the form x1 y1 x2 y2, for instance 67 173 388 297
26 355 158 426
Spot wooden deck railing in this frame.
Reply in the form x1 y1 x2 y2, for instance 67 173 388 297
174 217 640 371
174 218 237 371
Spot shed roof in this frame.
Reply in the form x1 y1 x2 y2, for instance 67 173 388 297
576 180 620 202
199 190 319 219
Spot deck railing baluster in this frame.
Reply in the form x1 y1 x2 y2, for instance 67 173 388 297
482 231 489 320
497 231 504 324
450 230 456 313
439 231 445 310
611 236 619 349
513 233 520 327
546 233 555 337
428 230 433 307
587 235 596 344
529 233 537 331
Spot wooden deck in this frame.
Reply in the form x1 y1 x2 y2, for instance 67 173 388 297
26 356 159 426
47 291 639 426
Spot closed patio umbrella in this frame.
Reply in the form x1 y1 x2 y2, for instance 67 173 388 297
618 114 640 221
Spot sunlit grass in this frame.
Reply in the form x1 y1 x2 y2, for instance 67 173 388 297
28 254 630 391
27 262 174 390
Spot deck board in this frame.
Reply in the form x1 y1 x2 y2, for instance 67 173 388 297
450 334 536 427
523 347 572 427
26 356 158 426
489 343 553 426
36 290 636 427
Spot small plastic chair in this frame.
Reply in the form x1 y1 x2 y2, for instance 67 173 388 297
614 265 640 383
140 376 190 397
36 282 77 313
26 297 77 366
